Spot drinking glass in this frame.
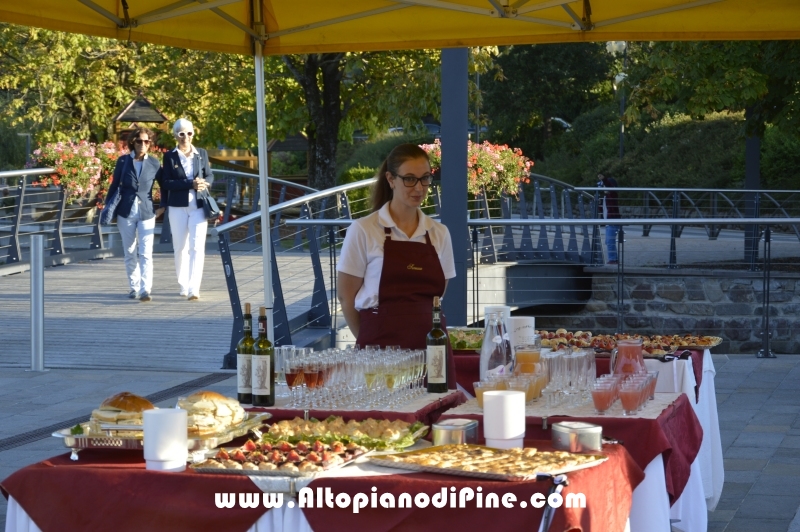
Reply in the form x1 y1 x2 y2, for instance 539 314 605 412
285 355 304 407
514 342 542 375
619 380 644 416
591 382 616 415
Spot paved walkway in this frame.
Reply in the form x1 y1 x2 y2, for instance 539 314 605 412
1 354 799 530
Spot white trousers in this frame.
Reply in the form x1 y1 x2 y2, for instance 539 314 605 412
117 210 155 295
168 205 208 296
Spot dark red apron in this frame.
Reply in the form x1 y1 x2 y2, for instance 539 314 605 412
357 227 456 389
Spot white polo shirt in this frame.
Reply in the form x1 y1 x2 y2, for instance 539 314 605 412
337 202 456 310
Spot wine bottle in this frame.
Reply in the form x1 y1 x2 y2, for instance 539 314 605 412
236 302 255 404
252 306 275 407
426 296 448 393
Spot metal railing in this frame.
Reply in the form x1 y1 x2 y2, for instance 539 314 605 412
211 178 386 368
0 168 105 267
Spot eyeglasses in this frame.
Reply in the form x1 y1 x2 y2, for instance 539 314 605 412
134 139 151 145
177 131 194 138
392 173 433 187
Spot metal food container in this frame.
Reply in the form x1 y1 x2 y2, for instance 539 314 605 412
551 421 603 452
432 419 479 446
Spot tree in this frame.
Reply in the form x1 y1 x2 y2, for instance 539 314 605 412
625 41 800 138
0 24 145 143
280 51 443 190
481 43 615 160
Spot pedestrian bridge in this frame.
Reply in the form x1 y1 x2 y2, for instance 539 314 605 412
2 168 799 369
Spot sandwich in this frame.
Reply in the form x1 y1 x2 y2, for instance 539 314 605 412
177 391 246 435
91 392 155 426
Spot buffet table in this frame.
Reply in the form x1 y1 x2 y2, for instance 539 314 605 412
454 348 724 512
3 441 644 532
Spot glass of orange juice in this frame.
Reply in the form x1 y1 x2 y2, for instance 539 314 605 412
474 381 497 408
515 343 542 375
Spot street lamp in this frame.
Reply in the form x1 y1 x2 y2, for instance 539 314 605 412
613 72 627 159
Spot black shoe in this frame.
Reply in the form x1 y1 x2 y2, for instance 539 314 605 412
129 290 138 299
140 292 152 302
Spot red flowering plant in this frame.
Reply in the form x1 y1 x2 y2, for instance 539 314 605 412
29 140 117 204
420 139 533 197
30 141 164 208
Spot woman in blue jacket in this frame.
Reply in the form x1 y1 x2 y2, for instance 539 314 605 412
105 126 163 302
160 118 213 300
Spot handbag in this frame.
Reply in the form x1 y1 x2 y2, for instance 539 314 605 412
99 187 121 225
201 190 221 222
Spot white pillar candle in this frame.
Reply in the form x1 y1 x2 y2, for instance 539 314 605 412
143 409 188 472
483 390 526 449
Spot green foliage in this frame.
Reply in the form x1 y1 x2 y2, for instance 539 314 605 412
626 41 800 138
0 122 27 171
482 43 615 160
761 125 800 190
536 108 750 189
337 165 377 214
270 151 307 177
337 133 434 176
0 24 143 143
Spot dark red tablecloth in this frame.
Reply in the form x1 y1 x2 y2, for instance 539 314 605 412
247 391 466 426
457 351 704 402
1 443 643 532
438 393 702 505
0 450 264 532
303 441 643 532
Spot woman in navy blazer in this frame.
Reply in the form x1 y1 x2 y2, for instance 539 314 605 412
105 126 163 302
160 118 213 300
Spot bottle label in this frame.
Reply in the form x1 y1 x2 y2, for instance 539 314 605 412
432 310 441 324
427 345 447 384
258 320 265 335
243 319 252 332
237 353 252 393
252 356 271 396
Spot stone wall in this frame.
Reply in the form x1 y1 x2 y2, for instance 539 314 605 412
536 271 800 354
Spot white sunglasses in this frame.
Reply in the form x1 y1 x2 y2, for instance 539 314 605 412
177 131 194 138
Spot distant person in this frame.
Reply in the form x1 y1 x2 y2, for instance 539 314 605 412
105 127 163 302
161 118 214 301
598 174 621 264
2 188 15 218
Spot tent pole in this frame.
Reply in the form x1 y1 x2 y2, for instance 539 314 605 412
254 41 274 343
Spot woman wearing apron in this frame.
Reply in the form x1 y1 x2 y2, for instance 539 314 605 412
337 144 457 389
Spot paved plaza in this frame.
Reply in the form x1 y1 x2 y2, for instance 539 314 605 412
1 355 799 531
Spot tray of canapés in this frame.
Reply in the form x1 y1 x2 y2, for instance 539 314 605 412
190 416 429 477
370 444 608 482
192 438 371 477
52 391 271 455
536 330 722 355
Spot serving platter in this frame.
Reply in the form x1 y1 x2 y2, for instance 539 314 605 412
191 450 372 478
52 412 271 460
369 444 608 482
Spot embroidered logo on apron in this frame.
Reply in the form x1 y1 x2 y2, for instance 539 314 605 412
407 264 423 271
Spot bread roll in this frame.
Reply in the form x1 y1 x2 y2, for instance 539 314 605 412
177 390 246 435
91 392 155 425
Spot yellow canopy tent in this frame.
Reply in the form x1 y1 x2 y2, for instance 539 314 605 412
2 0 798 56
2 0 796 335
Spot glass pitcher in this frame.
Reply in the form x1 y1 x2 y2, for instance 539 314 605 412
610 338 647 375
479 313 512 380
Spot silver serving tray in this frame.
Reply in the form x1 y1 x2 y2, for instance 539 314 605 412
52 412 271 460
191 450 372 478
369 445 608 482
